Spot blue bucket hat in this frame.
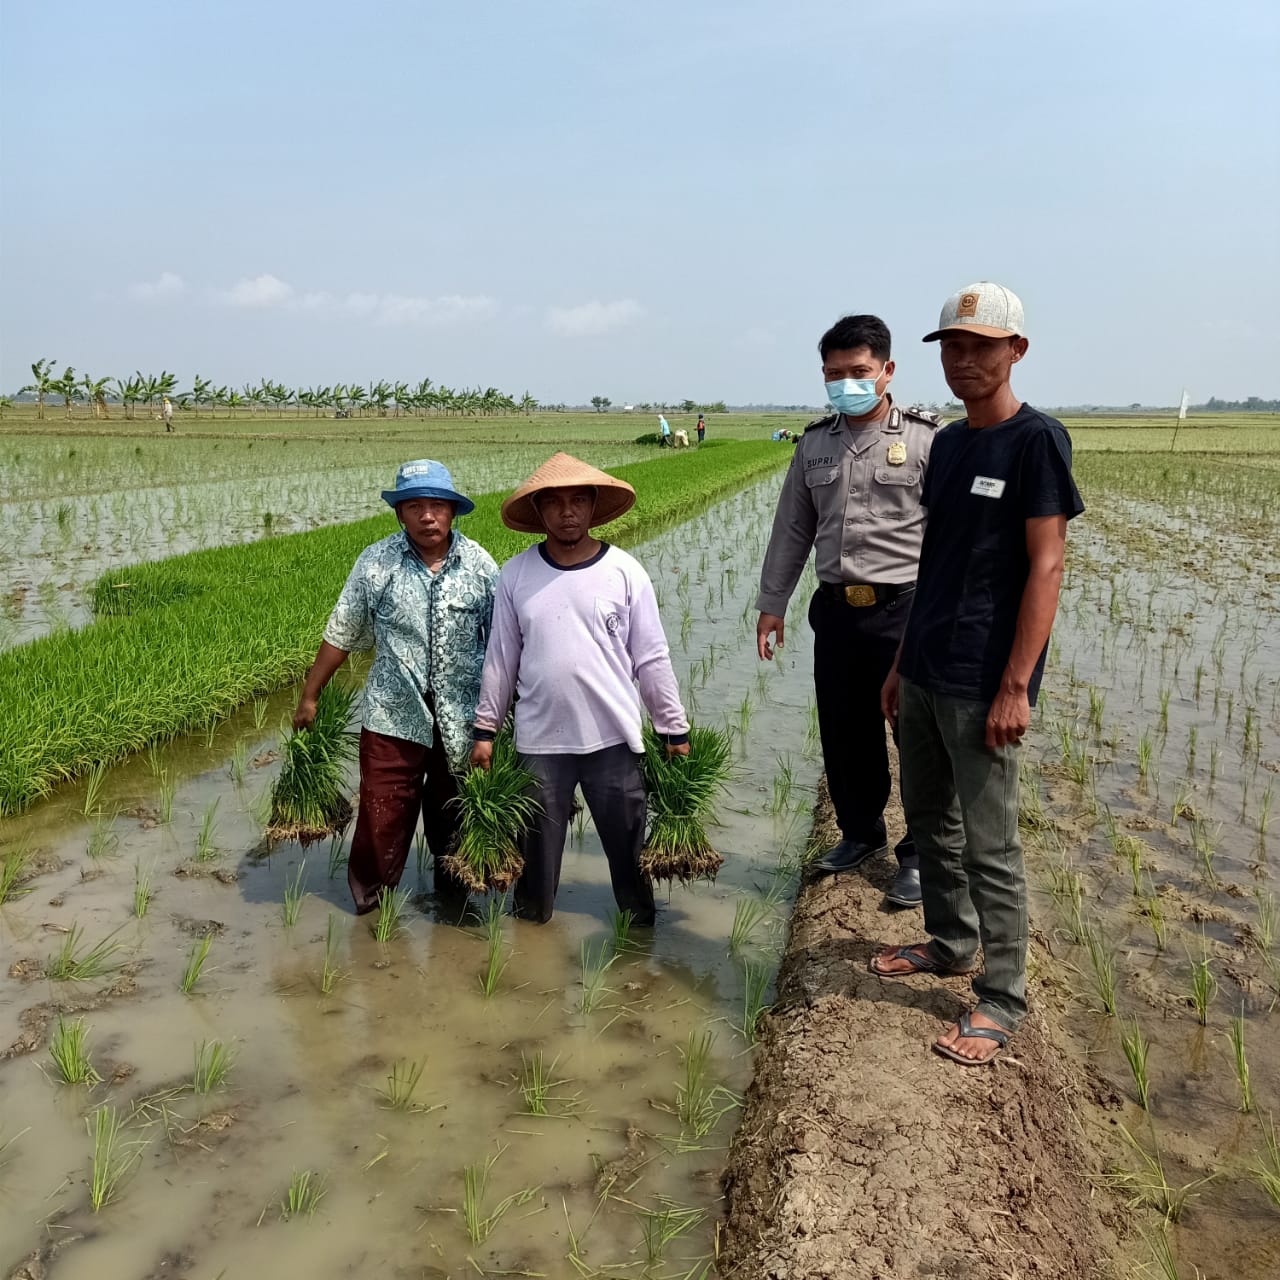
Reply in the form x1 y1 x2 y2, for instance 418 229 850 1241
381 459 475 515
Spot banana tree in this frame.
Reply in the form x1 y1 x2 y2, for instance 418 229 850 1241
19 357 58 420
189 375 213 419
346 383 368 417
368 380 392 417
519 391 538 417
81 374 112 419
52 366 81 419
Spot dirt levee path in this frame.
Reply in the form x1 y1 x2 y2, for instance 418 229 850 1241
720 783 1122 1280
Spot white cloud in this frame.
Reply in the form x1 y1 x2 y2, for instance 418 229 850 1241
547 299 644 337
221 273 295 308
128 271 186 301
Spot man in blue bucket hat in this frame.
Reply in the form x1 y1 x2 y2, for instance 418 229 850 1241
293 459 498 913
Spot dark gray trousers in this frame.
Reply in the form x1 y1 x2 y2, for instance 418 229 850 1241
899 678 1028 1031
515 744 655 926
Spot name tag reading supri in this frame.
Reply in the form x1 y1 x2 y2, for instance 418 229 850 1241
970 476 1006 499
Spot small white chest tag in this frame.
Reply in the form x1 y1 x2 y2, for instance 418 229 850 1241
970 475 1006 499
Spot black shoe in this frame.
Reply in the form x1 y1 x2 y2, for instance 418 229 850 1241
884 865 922 908
814 838 888 875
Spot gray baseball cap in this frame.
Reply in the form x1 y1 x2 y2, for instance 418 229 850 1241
923 281 1025 342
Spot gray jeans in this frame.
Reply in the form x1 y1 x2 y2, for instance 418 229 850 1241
898 677 1027 1031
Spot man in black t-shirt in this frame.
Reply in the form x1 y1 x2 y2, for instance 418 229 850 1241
874 282 1084 1066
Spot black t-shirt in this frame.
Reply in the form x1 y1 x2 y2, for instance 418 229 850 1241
897 403 1084 705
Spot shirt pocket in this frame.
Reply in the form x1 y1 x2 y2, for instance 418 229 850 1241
594 597 628 649
870 466 921 518
803 465 839 490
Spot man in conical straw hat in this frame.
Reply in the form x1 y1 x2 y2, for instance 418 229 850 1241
472 452 690 925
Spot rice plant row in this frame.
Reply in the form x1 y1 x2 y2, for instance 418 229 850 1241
0 443 787 815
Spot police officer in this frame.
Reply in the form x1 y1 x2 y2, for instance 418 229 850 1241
756 314 941 908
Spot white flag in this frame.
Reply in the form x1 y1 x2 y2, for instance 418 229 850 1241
1177 389 1190 420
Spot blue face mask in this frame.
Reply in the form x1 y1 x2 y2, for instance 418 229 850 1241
825 376 883 417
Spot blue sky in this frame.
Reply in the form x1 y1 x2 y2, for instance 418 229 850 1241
1 0 1276 407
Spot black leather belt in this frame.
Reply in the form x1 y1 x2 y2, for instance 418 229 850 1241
817 581 915 607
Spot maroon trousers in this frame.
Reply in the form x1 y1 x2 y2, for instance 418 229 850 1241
348 728 462 913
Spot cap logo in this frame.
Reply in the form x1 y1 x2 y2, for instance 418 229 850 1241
957 292 980 318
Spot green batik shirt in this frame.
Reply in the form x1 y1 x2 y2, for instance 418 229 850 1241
323 530 499 768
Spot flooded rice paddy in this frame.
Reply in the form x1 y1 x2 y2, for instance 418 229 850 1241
1025 448 1280 1277
0 479 820 1279
0 436 652 648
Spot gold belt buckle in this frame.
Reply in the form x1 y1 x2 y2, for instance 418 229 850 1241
844 584 877 607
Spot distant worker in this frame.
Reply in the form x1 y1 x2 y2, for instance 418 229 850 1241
673 428 690 449
162 397 174 431
876 282 1084 1066
757 314 942 910
292 461 498 914
696 413 706 444
472 453 690 926
658 414 671 447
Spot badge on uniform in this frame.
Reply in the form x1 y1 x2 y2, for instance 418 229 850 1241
886 441 907 466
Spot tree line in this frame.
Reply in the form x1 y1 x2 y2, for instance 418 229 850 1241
12 358 538 421
590 396 729 414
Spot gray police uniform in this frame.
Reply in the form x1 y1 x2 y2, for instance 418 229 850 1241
756 399 942 864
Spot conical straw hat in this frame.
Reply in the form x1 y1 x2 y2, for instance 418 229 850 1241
500 452 637 533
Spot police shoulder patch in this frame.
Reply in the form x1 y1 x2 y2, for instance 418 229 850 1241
803 413 838 433
904 404 946 430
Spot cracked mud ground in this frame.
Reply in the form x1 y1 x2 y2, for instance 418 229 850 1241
720 782 1123 1280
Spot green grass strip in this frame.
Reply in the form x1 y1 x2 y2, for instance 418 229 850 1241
0 442 787 814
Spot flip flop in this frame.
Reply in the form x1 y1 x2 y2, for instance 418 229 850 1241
932 1012 1009 1067
869 943 973 980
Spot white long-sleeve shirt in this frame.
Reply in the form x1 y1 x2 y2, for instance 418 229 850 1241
474 543 689 755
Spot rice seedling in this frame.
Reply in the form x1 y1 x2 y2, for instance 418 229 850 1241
132 859 155 917
0 840 34 903
157 769 176 823
88 1105 144 1212
636 1198 707 1265
320 914 344 994
1254 889 1276 953
1209 740 1220 786
192 1039 236 1094
443 731 539 892
1082 924 1119 1016
640 723 732 884
675 1030 738 1138
578 939 616 1013
47 925 125 981
1252 1113 1280 1208
377 1057 429 1110
229 739 248 785
195 797 220 861
48 1016 101 1085
519 1051 578 1117
1137 730 1153 781
1119 1018 1151 1110
1143 890 1168 952
478 898 510 998
736 694 753 740
280 1168 328 1220
740 959 771 1043
85 816 119 862
327 832 346 879
252 696 269 730
1140 1224 1201 1280
1087 685 1106 733
1158 687 1171 732
371 885 410 942
1260 780 1274 838
82 761 107 817
461 1149 539 1244
180 933 214 995
1191 818 1218 882
267 683 358 846
609 907 636 956
1229 1008 1253 1113
1098 1122 1215 1222
281 860 307 927
729 895 771 954
413 828 429 878
1188 939 1217 1026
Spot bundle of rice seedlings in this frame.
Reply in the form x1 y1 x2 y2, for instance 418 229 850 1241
441 733 540 894
640 723 732 885
266 683 359 847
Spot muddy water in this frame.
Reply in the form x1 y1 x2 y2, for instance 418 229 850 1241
1026 454 1280 1277
0 441 651 649
0 475 821 1278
